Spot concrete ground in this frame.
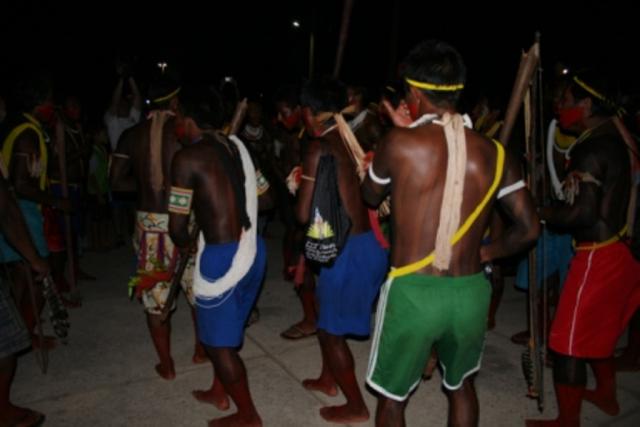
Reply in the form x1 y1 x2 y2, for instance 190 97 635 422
12 223 640 426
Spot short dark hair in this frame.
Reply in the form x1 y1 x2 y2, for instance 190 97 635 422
12 72 52 112
567 71 619 117
179 86 224 130
148 70 181 109
300 77 348 113
402 40 466 107
273 84 300 108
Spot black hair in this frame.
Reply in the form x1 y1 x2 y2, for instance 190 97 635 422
300 77 348 114
148 69 181 110
12 72 52 112
567 70 619 117
402 39 466 107
273 84 300 108
179 85 224 130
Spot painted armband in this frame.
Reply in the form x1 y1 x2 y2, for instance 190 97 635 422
168 186 193 215
256 169 270 196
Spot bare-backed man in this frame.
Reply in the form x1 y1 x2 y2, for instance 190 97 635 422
363 40 540 426
527 72 640 426
110 76 202 381
296 78 389 424
169 87 265 427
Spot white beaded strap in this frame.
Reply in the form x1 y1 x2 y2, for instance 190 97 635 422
497 179 526 199
368 165 391 185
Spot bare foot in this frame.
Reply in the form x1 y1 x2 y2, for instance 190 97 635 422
31 335 56 350
525 420 561 427
192 345 208 364
302 377 338 397
0 405 45 427
208 412 262 427
192 388 230 411
155 361 175 380
583 390 620 416
319 404 369 424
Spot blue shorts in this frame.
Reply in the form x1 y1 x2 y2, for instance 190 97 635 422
0 200 49 263
196 236 266 348
317 231 388 336
516 229 573 290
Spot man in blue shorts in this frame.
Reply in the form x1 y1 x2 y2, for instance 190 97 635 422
296 78 389 424
169 87 265 427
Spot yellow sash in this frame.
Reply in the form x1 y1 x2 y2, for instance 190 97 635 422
389 140 505 278
1 113 48 190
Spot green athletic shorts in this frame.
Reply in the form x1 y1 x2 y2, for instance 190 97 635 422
366 272 491 401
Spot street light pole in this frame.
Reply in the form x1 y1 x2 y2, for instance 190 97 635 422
308 31 315 79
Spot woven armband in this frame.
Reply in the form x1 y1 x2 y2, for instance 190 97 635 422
256 169 270 196
168 186 193 215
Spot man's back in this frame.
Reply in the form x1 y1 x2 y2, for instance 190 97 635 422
119 117 180 212
384 123 500 276
172 134 244 244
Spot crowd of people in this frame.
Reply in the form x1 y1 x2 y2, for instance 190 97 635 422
1 39 639 427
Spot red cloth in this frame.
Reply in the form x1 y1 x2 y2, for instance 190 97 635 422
550 242 640 358
43 206 65 252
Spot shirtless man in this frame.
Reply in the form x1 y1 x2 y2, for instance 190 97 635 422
0 169 50 427
296 78 389 424
110 76 203 380
0 75 70 348
274 86 318 340
362 40 539 426
169 86 264 427
527 73 640 426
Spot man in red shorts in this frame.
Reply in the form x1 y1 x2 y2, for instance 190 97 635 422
528 72 640 426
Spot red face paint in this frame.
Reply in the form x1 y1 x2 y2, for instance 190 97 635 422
174 121 186 141
35 102 56 126
64 105 81 121
278 107 301 131
558 106 584 130
407 101 419 121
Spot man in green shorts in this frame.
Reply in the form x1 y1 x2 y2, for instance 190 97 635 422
362 39 540 426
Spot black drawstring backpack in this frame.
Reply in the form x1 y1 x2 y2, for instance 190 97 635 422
304 154 351 264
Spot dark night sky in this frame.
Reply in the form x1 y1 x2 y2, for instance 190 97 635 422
1 0 638 118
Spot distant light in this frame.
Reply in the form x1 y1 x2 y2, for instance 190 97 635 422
224 76 234 83
292 20 301 28
561 68 570 75
145 99 151 105
157 62 168 73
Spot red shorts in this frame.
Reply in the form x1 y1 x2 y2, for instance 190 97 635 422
550 241 640 358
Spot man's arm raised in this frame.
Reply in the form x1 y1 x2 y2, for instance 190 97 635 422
480 151 540 262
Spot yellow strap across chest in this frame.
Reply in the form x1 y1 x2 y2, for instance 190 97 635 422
389 140 505 278
1 115 48 190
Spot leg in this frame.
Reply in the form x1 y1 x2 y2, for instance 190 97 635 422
375 397 406 427
316 330 369 423
583 358 619 415
192 362 230 411
190 307 207 364
526 353 586 427
615 309 640 371
280 260 317 339
206 346 261 427
446 378 478 427
146 312 175 380
302 333 338 396
0 355 45 426
12 263 54 349
487 264 503 330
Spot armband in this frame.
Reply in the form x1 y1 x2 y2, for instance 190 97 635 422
168 186 193 215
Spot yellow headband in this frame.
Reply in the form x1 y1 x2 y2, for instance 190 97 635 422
152 87 181 104
572 77 606 102
572 76 626 116
405 77 464 92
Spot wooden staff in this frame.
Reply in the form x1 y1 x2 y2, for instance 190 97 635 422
24 265 48 374
55 118 79 301
332 0 355 78
160 99 248 322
